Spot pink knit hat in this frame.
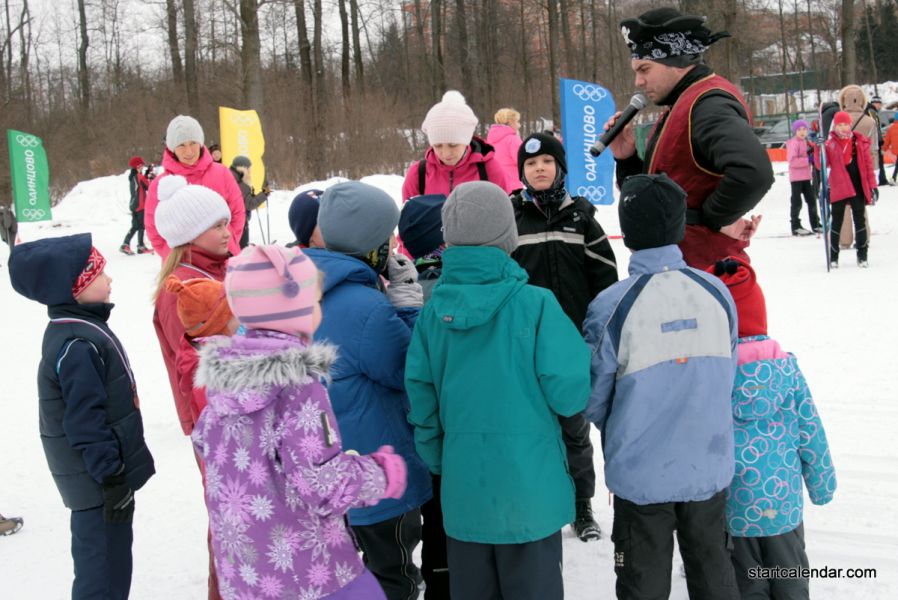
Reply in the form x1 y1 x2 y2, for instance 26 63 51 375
225 245 320 337
421 90 478 146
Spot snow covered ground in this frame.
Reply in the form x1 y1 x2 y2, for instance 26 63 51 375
1 165 896 599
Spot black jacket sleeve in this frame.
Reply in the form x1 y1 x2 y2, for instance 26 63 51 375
615 153 644 188
58 339 122 483
690 92 775 230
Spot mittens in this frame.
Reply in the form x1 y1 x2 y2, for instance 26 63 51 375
385 255 423 309
370 445 407 499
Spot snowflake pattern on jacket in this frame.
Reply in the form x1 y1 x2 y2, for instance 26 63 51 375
726 335 837 538
193 330 388 599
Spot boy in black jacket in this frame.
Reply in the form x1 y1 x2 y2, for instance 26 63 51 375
511 132 618 541
9 233 155 599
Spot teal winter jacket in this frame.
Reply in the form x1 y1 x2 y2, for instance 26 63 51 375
405 246 591 544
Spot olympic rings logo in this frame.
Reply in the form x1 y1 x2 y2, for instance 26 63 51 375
576 185 607 203
15 134 40 147
20 207 47 219
229 113 257 127
572 84 608 102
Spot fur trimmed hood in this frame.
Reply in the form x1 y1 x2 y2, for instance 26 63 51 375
196 331 337 405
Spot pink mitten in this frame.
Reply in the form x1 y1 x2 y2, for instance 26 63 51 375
370 445 407 499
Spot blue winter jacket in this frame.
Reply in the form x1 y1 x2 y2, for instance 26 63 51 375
304 249 432 525
8 234 155 510
727 335 836 537
583 245 738 505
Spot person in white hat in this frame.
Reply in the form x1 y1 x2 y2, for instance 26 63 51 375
144 115 246 259
401 91 514 203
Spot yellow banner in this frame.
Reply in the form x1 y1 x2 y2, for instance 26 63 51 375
218 107 266 193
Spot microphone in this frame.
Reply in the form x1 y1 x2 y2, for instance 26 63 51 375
589 93 648 157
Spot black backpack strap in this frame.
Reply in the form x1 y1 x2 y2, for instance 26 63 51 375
476 161 488 181
418 159 427 195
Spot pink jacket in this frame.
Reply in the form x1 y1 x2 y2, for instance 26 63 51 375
145 147 246 259
785 136 813 182
486 124 523 189
400 138 514 201
824 132 876 204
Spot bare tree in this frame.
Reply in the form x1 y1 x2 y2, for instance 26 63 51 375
559 0 575 77
166 0 184 86
76 0 90 114
349 0 364 92
184 0 199 114
547 0 561 125
840 0 856 84
432 0 445 94
338 0 350 102
18 0 32 122
455 0 472 93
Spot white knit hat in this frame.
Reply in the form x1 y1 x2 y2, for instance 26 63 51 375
166 115 205 151
421 91 478 146
155 175 231 247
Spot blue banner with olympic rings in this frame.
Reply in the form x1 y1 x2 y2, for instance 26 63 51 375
560 78 616 205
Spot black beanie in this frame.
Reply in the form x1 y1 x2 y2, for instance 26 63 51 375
618 173 687 251
398 194 445 259
518 133 567 179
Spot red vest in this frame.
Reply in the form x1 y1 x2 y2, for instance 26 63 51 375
647 74 754 270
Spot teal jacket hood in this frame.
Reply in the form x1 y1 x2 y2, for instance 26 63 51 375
428 246 528 330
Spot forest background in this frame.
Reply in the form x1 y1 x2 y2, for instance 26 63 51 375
1 0 896 196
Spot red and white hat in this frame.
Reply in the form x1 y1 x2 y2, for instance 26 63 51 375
72 246 107 299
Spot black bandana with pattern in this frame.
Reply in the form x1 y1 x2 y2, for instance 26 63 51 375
620 8 729 61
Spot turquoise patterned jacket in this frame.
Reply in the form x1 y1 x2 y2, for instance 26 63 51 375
726 335 837 537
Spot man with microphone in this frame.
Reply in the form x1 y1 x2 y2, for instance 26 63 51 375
604 7 773 269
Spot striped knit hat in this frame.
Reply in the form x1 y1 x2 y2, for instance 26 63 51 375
225 245 320 337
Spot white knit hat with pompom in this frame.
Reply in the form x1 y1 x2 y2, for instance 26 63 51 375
421 90 479 146
154 175 231 248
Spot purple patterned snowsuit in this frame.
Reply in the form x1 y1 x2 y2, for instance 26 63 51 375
193 330 389 599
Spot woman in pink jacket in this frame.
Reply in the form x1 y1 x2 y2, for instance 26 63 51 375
486 108 524 188
145 115 245 258
785 119 821 236
401 91 513 201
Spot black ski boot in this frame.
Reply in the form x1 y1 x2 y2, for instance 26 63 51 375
572 499 601 541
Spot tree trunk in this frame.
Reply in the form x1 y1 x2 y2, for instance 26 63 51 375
720 0 738 82
18 0 31 124
559 0 575 77
240 0 264 113
412 0 430 100
338 0 350 103
841 0 856 85
792 0 805 111
807 0 821 105
607 0 618 98
777 0 790 114
76 0 90 114
312 0 326 173
862 0 879 94
184 0 199 114
547 0 561 127
294 0 312 87
519 0 531 121
349 0 364 92
455 0 472 94
165 0 183 85
432 0 445 94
